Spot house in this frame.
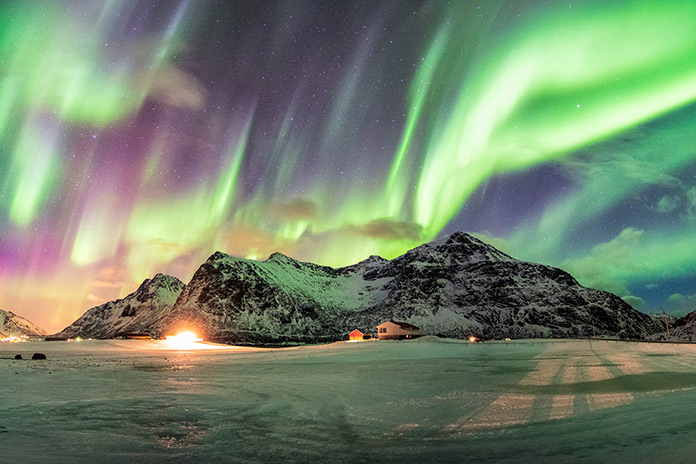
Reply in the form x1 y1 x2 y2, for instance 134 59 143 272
376 321 423 340
348 329 364 341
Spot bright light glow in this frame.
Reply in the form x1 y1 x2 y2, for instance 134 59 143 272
1 335 29 343
469 337 478 343
165 331 203 349
167 331 200 342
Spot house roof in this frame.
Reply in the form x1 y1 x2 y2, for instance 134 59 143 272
349 329 363 335
377 320 421 330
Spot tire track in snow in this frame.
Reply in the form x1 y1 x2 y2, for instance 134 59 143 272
443 352 560 433
444 341 641 434
584 341 635 411
549 365 576 420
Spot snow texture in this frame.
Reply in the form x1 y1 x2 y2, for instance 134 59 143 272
0 309 46 337
3 338 696 463
156 232 661 343
667 310 696 340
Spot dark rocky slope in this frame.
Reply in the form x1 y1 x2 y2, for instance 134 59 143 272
154 232 661 343
0 309 46 338
54 274 185 338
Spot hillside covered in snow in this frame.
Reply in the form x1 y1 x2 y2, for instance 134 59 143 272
154 232 661 343
52 232 662 342
54 274 185 339
0 309 45 338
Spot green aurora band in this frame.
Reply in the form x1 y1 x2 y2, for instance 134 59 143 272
414 0 696 237
0 1 186 226
2 0 696 331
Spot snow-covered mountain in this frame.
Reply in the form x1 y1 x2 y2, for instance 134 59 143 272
0 309 46 338
154 232 661 343
667 310 696 340
53 273 185 338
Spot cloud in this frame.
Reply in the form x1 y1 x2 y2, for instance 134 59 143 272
84 266 128 308
85 292 104 303
656 195 680 213
90 267 126 288
667 293 686 303
89 280 123 289
270 198 319 222
654 185 696 217
125 37 206 111
688 187 696 217
147 238 189 253
348 218 423 241
562 227 645 296
146 65 206 111
664 293 696 316
222 226 299 260
622 295 646 310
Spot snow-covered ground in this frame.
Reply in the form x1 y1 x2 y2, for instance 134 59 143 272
3 337 696 463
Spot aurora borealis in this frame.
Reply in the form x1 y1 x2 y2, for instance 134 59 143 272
2 0 696 332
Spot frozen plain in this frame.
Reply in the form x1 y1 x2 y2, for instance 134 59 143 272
3 338 696 463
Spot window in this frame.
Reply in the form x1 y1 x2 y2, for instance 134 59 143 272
379 328 386 333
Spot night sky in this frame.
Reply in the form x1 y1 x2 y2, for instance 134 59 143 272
2 0 696 332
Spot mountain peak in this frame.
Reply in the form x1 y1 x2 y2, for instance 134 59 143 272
435 231 496 250
147 273 182 286
152 230 660 343
208 250 232 262
443 231 475 243
266 251 295 263
137 273 184 296
396 231 514 266
0 309 46 337
53 272 185 339
363 254 387 263
57 230 662 343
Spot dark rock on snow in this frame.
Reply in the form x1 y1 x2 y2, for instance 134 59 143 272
667 311 696 340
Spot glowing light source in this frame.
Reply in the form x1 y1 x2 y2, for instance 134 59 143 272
165 331 203 349
1 335 29 343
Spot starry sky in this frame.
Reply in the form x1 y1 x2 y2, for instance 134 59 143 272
2 0 696 332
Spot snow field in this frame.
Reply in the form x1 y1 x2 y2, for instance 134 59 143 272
3 339 696 463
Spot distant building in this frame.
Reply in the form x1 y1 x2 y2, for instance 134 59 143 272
123 333 152 340
349 329 364 341
376 321 423 340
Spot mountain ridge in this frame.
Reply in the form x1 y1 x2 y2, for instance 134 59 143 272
54 273 185 338
54 232 663 342
153 232 661 343
0 309 46 338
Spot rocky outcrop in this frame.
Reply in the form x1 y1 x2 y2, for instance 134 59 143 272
667 310 696 340
0 309 46 338
153 232 661 343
